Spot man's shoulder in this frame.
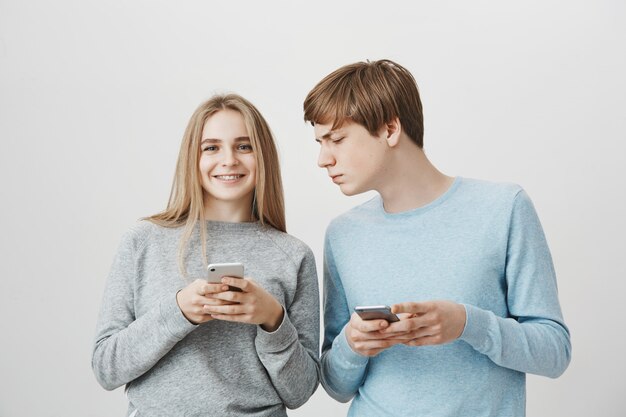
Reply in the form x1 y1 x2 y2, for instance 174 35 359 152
326 196 380 236
458 177 524 203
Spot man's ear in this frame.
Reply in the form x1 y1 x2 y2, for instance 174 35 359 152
385 117 402 148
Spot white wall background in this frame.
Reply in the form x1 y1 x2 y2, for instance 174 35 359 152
1 1 624 416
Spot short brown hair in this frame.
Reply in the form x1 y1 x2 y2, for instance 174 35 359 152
303 59 424 148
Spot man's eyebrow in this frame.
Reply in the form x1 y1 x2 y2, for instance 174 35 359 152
316 130 340 141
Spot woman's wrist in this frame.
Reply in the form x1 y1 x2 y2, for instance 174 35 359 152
260 302 284 332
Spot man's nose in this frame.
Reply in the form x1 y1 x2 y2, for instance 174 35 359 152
317 143 335 168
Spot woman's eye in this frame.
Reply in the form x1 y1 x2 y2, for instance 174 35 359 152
202 146 218 152
238 144 253 152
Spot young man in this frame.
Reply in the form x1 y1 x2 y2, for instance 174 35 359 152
303 59 571 416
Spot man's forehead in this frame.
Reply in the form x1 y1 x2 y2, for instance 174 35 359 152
313 122 334 138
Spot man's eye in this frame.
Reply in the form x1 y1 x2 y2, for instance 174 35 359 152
333 137 345 143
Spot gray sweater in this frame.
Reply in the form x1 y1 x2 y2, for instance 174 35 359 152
92 220 320 416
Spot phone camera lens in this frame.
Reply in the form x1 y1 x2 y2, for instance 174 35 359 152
210 268 215 271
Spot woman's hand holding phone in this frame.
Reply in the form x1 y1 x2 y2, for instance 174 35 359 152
176 279 237 325
203 277 285 332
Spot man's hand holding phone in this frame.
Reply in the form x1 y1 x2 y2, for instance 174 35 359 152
379 300 467 347
345 306 410 357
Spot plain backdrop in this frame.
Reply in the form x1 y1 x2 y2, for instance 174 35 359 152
1 1 625 416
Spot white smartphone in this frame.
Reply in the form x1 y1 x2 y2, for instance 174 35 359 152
354 305 400 323
207 262 244 291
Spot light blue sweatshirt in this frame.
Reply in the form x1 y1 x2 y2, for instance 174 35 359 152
321 177 571 417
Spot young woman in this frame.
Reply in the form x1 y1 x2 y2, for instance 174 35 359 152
92 94 320 416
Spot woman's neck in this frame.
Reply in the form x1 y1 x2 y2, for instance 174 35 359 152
203 196 254 223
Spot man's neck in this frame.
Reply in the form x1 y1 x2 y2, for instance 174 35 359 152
377 145 454 214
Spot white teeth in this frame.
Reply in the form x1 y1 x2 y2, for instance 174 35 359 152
215 175 242 180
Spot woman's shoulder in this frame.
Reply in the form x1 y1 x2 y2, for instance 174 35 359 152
259 226 315 265
119 220 179 251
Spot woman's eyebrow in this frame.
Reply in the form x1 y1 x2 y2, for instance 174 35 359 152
201 136 250 144
201 138 221 144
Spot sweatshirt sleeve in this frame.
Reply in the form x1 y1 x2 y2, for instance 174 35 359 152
459 190 572 378
319 233 369 402
91 227 197 390
254 247 321 409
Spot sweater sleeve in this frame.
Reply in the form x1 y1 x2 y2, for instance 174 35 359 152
91 227 197 390
459 190 571 378
254 247 321 409
319 233 369 402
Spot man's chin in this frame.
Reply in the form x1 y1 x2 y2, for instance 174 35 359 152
338 183 362 197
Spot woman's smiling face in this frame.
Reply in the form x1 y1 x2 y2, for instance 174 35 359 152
199 109 257 210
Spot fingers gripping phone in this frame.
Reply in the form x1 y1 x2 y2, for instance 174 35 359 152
354 305 400 323
207 263 244 292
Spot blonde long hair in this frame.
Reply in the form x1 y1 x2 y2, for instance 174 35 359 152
146 94 286 276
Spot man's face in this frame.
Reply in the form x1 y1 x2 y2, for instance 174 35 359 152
314 120 389 196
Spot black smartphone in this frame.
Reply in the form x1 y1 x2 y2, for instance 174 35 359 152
354 305 400 322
